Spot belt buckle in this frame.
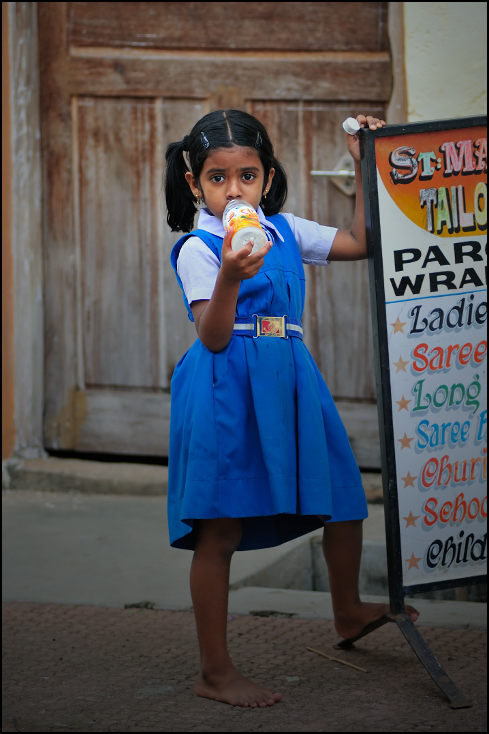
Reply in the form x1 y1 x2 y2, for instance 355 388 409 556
254 315 287 338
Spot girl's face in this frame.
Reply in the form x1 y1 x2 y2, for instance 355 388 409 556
185 146 275 220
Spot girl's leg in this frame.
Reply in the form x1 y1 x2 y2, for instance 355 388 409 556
190 518 282 708
323 520 418 639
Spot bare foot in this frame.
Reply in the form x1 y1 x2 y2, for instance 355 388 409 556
195 666 282 708
334 601 419 640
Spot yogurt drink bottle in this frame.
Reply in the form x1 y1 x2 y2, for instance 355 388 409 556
222 200 269 254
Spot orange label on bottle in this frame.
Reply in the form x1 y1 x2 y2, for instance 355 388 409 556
224 204 262 235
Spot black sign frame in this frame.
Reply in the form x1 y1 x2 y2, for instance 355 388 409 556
356 115 487 708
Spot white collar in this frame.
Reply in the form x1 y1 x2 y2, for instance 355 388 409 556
197 206 284 242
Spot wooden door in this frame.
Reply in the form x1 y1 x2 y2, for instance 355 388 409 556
39 2 390 463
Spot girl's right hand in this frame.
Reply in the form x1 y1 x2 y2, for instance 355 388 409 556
220 227 272 283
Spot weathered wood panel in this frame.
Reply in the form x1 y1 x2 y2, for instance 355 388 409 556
75 96 205 390
336 401 381 469
66 54 392 103
72 392 382 463
249 101 304 216
69 2 389 52
304 103 384 399
251 101 383 400
73 389 171 455
76 97 164 388
160 99 208 383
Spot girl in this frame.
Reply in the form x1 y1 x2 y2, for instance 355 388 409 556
165 109 418 709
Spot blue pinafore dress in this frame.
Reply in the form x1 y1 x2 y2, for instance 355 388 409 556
168 214 367 551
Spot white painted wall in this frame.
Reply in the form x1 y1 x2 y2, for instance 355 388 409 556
404 2 487 121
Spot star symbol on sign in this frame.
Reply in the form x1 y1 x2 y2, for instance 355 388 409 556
391 317 407 334
396 395 411 411
401 471 417 488
398 433 414 449
406 552 422 570
393 356 410 373
403 511 420 527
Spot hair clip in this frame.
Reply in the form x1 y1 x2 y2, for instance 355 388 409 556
200 132 210 150
255 132 262 149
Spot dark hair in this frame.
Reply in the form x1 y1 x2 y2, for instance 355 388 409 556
165 109 288 232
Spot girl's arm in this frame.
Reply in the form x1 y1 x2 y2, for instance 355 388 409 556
328 114 385 262
191 228 272 352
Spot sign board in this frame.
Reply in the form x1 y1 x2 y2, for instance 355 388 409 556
361 117 487 602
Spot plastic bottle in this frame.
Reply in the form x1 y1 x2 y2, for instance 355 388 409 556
343 117 361 135
222 200 269 255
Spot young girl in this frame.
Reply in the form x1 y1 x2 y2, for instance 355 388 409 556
165 109 418 709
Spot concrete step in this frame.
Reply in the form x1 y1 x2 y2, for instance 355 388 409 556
228 586 487 629
2 457 384 502
2 457 168 495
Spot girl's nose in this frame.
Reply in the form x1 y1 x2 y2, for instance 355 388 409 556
226 178 242 199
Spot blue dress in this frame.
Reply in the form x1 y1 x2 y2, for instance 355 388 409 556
168 214 367 551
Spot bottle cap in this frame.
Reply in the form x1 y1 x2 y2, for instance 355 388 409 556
342 117 361 135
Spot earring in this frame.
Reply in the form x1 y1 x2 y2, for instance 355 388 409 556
263 189 268 199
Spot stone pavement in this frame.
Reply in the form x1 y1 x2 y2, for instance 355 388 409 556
2 602 487 733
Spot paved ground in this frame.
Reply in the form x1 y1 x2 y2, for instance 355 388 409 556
2 602 486 733
2 478 487 732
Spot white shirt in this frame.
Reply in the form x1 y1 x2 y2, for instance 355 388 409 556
177 207 337 305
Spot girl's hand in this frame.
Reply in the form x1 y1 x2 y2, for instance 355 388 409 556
191 228 272 352
220 227 272 283
346 114 386 162
330 115 385 261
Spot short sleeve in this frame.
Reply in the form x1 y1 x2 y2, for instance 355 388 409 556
281 213 337 265
176 237 221 305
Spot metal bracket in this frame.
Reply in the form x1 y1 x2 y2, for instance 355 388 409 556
311 152 356 196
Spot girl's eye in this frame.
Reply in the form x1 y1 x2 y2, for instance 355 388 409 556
211 175 225 183
242 173 256 181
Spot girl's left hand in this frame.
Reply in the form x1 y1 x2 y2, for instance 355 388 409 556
347 115 386 161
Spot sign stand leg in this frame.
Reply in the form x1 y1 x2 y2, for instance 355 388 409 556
394 614 472 709
335 614 472 709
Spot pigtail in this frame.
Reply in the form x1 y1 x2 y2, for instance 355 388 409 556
262 157 288 216
165 140 197 232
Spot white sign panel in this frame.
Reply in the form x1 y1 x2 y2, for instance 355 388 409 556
368 122 487 589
